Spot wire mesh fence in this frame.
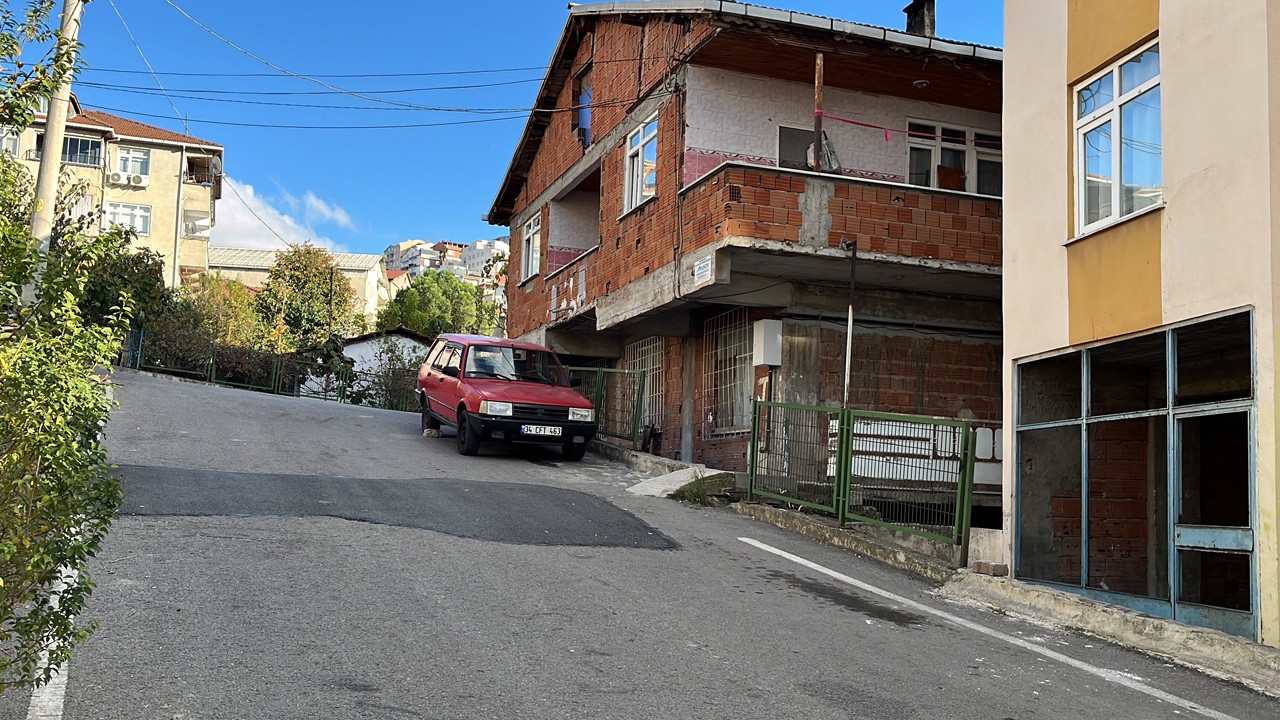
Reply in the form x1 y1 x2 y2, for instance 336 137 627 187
749 402 977 547
567 367 645 443
748 402 846 515
120 327 422 414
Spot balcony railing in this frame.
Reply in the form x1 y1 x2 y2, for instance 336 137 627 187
679 162 1002 267
184 171 218 185
25 149 103 168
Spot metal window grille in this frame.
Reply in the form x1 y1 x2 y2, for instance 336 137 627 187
624 336 665 428
702 307 751 433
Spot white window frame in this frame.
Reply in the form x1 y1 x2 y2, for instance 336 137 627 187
624 114 659 213
1073 40 1162 236
104 202 151 236
521 211 541 281
905 120 1002 195
0 128 17 156
118 146 151 177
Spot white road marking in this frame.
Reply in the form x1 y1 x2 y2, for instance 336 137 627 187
26 568 78 720
738 537 1241 720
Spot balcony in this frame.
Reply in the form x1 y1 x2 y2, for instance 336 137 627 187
590 162 1002 333
25 149 103 168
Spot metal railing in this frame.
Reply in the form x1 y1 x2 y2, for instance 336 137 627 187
567 366 645 443
120 329 413 414
749 401 977 549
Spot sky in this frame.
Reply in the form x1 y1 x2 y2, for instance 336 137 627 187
67 0 1003 256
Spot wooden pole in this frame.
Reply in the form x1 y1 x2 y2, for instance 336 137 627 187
812 52 824 172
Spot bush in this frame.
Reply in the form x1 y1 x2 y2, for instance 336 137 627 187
0 153 132 689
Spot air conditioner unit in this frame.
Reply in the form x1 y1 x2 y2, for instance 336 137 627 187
108 171 127 185
130 174 148 187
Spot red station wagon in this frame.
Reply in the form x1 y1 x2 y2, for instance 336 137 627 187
416 334 598 460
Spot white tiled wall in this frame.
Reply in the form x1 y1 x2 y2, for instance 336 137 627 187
684 65 1000 179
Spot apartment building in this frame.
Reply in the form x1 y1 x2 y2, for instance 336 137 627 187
402 243 441 278
5 94 223 287
461 237 510 277
383 239 427 273
489 1 1002 474
1005 0 1278 645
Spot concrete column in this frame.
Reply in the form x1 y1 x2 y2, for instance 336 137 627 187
681 336 695 463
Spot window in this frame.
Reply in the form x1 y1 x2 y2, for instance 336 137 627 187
118 147 151 176
906 122 1002 196
572 65 592 146
37 134 102 166
34 96 48 115
105 202 151 235
1075 41 1161 233
0 128 17 156
624 336 665 429
778 126 813 170
624 115 658 212
702 308 752 432
521 212 541 281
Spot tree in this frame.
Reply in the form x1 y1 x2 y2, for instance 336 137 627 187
377 269 498 338
182 273 267 348
1 2 136 691
81 243 170 329
254 244 358 352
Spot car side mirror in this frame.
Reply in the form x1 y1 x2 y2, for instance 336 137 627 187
570 377 582 388
442 366 460 378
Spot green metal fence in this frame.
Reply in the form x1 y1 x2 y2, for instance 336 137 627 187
749 401 977 548
567 367 645 443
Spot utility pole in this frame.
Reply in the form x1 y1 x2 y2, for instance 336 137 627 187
29 0 87 263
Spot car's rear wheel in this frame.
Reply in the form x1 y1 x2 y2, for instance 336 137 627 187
420 395 440 433
456 409 480 456
562 441 588 462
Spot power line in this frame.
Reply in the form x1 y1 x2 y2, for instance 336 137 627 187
159 0 503 113
105 0 188 134
77 83 664 116
78 102 529 129
222 177 291 249
75 77 542 95
73 55 667 79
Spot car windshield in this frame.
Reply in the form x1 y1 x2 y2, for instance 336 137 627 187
464 344 570 386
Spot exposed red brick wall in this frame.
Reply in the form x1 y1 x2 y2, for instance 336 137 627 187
1086 419 1153 596
814 327 1002 422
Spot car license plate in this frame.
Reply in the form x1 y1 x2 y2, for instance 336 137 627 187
521 425 562 437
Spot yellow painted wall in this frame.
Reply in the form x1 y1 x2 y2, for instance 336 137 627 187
1066 211 1163 344
1066 0 1160 83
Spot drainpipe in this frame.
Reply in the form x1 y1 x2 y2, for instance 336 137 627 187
173 145 186 287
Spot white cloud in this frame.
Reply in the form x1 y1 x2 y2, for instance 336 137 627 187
303 192 355 230
210 177 347 252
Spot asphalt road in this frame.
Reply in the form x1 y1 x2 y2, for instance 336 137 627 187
1 370 1276 719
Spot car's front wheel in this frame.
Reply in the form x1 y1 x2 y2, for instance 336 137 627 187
456 409 480 456
562 441 588 462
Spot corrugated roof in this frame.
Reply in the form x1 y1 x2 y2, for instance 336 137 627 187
73 110 222 149
207 246 384 271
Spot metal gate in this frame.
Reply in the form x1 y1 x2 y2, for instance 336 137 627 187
749 401 977 548
567 367 645 443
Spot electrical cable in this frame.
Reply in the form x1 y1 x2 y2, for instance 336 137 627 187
105 0 188 133
78 102 529 129
221 177 291 249
74 77 542 96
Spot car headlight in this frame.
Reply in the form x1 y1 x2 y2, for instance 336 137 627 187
569 407 595 422
480 400 513 417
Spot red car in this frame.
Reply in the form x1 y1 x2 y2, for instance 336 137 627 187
416 334 597 460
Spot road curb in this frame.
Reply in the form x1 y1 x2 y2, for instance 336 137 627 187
587 439 699 476
731 502 955 584
733 500 1280 698
939 571 1280 699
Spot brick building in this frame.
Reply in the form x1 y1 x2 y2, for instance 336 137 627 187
487 1 1003 476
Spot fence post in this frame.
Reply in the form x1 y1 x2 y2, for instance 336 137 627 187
835 408 853 526
748 400 760 502
208 347 216 383
955 424 977 567
630 370 645 443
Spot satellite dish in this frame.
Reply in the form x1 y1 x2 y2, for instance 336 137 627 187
210 155 223 176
